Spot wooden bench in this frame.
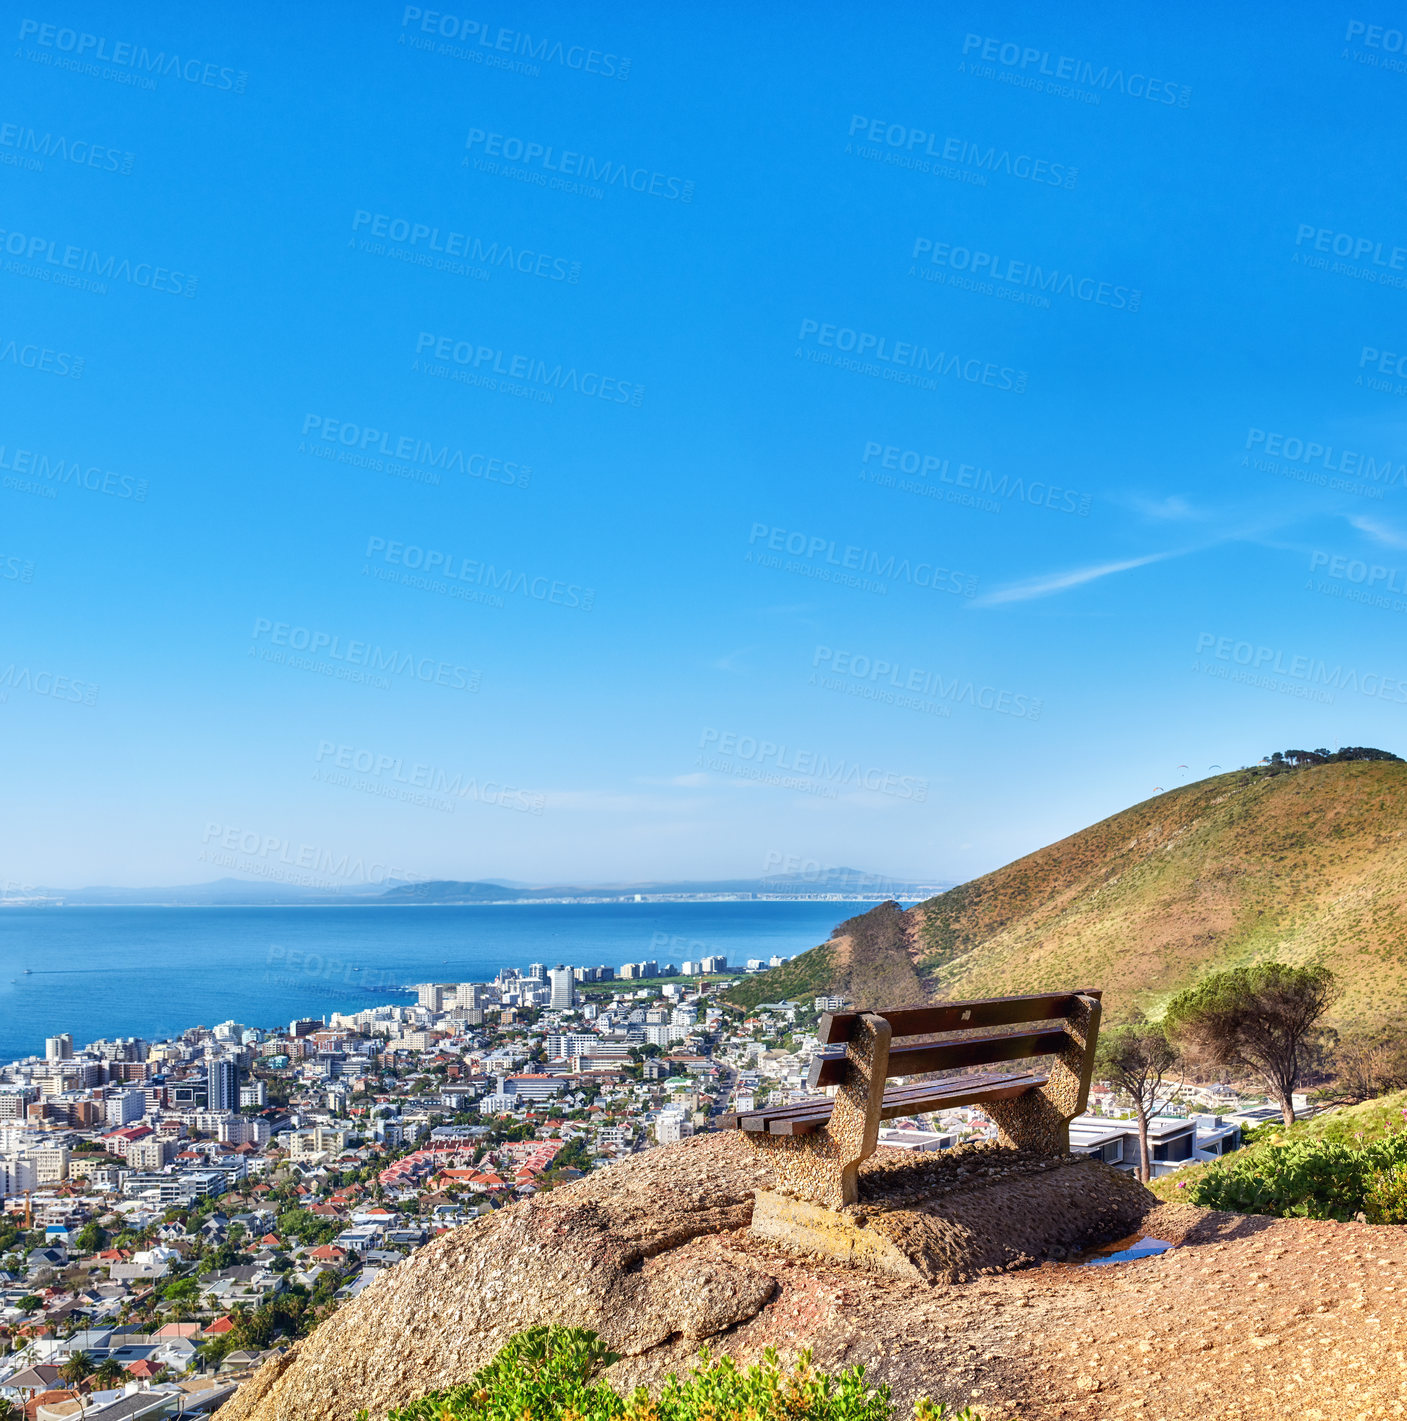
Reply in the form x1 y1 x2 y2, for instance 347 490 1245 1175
729 989 1102 1208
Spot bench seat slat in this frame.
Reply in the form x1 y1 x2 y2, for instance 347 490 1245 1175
732 1069 1046 1134
818 988 1102 1045
809 1024 1073 1089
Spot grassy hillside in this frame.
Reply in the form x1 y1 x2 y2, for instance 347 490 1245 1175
724 901 924 1012
728 760 1407 1027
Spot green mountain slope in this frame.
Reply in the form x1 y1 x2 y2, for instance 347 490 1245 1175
726 760 1407 1026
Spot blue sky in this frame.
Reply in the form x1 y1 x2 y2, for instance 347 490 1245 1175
4 1 1407 890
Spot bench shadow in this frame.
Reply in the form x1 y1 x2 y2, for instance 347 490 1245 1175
1158 1208 1282 1247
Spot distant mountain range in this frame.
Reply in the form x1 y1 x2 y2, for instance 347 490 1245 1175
727 759 1407 1029
0 871 949 908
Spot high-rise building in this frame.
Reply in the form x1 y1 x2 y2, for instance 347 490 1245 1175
239 1080 268 1109
700 955 728 974
416 983 447 1011
44 1033 73 1062
0 1088 36 1120
32 1146 69 1184
104 1088 146 1125
525 963 547 982
209 1059 240 1113
548 966 575 1010
454 982 484 1010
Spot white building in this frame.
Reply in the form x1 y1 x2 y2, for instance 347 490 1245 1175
286 1126 348 1162
105 1088 146 1125
416 983 448 1012
654 1109 692 1145
32 1145 70 1183
219 1116 271 1148
506 1074 566 1102
0 1154 37 1194
548 966 575 1010
1068 1113 1241 1177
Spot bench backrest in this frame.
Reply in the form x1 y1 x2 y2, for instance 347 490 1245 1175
808 989 1103 1090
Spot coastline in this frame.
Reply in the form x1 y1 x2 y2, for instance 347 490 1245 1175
0 899 867 1064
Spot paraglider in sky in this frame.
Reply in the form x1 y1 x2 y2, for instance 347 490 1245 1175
1152 786 1164 793
1208 764 1222 772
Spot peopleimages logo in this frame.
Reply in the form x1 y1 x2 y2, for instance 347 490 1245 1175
0 121 135 174
314 741 545 816
1194 632 1407 703
16 19 248 91
1359 344 1407 378
413 331 644 406
0 442 147 500
748 523 977 597
0 336 84 378
910 238 1140 311
0 664 98 705
464 128 693 201
959 33 1191 107
364 536 595 611
860 441 1091 516
1293 223 1407 289
697 729 929 802
845 114 1077 188
398 7 630 80
796 319 1027 394
351 210 580 283
811 647 1043 720
300 415 530 488
1310 549 1407 591
0 225 197 296
1243 428 1407 486
200 824 415 888
250 618 481 693
1295 223 1407 269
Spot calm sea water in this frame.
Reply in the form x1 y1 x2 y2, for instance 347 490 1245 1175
0 901 887 1063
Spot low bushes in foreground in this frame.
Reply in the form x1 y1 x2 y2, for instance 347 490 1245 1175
1188 1128 1407 1221
363 1326 980 1421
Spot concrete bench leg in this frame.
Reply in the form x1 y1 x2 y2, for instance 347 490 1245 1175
745 1013 892 1209
984 994 1101 1153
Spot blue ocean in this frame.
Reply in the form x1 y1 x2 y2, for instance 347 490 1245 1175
0 901 885 1063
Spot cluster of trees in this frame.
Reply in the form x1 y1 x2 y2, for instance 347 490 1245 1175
199 1279 340 1366
1096 961 1335 1181
274 1208 345 1248
1265 746 1400 768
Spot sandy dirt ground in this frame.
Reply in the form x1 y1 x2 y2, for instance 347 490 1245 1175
640 1203 1407 1420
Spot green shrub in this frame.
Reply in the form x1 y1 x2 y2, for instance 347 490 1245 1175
1190 1129 1407 1220
364 1327 980 1421
1363 1162 1407 1224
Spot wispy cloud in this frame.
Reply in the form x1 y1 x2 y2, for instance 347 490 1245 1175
1126 494 1201 522
1348 514 1407 549
711 647 756 673
970 550 1180 608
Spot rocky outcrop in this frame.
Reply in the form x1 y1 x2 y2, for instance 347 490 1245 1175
754 1147 1152 1283
221 1134 1155 1421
